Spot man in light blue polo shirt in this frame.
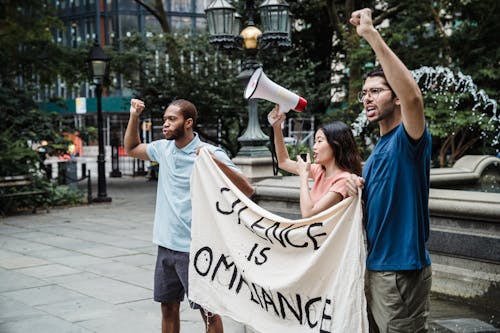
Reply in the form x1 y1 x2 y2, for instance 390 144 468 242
124 98 254 333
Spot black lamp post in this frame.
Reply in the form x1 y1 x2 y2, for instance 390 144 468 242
205 0 292 157
88 41 112 203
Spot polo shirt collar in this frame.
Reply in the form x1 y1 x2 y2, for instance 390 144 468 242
177 132 200 154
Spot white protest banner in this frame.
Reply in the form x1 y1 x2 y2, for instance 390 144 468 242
189 148 368 333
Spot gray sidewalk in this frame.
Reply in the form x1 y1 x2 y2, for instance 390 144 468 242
0 176 499 333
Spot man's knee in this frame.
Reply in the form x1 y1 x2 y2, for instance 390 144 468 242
161 302 180 318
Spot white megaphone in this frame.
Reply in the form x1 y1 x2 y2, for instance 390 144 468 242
244 67 307 114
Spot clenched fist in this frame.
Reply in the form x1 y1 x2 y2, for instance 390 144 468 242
349 8 375 38
130 98 145 116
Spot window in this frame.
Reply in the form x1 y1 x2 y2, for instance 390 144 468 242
85 18 96 42
145 15 163 36
117 0 137 10
170 16 192 31
171 0 191 12
195 17 206 30
120 15 139 37
194 0 205 14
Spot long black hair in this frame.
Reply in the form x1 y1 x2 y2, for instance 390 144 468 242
317 121 362 176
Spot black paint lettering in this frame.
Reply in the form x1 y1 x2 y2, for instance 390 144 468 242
216 187 241 215
276 224 294 247
305 297 322 328
254 247 270 265
247 243 258 261
308 223 327 250
277 292 303 323
236 274 260 305
284 225 308 248
320 298 333 333
260 287 280 316
266 222 285 246
193 247 213 276
236 205 249 224
247 217 267 241
211 253 238 290
246 244 270 265
251 282 264 308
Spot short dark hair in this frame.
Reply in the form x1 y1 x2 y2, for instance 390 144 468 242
318 121 362 176
364 67 395 96
169 99 198 127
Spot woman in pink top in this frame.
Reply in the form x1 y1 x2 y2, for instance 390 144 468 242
268 106 362 218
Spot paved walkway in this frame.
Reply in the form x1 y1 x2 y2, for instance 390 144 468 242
0 176 499 333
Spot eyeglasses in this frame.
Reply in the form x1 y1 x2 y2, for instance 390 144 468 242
357 88 392 103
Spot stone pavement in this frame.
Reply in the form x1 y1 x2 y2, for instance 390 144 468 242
0 176 499 333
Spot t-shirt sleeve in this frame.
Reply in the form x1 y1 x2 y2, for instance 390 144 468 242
203 144 241 174
146 140 163 162
329 173 350 199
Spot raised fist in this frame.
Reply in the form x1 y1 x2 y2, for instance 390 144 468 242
130 98 145 116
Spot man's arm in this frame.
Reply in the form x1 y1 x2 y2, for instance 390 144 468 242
212 157 255 198
124 99 150 160
350 8 425 140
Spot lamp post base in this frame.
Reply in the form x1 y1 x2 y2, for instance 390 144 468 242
237 144 271 158
110 170 122 178
232 155 274 181
93 196 112 203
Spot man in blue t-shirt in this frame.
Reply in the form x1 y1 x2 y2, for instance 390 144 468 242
124 98 254 333
347 8 432 333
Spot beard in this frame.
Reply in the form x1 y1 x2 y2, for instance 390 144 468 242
368 106 394 123
164 125 185 141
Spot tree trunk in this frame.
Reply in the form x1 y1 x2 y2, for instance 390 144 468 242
134 0 181 70
439 128 480 167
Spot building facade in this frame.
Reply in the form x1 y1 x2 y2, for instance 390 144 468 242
43 0 206 148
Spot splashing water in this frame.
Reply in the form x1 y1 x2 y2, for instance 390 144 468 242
352 66 499 149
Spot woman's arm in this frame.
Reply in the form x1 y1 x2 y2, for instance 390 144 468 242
269 106 299 175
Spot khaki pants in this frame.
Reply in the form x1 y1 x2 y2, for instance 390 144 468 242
366 265 432 333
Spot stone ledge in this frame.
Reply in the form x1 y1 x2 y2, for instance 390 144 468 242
428 229 500 263
430 189 500 223
431 155 500 186
431 263 500 310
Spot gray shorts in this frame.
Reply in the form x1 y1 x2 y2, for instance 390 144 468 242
154 246 200 309
366 265 432 333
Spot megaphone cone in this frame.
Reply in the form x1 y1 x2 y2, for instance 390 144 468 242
244 68 307 114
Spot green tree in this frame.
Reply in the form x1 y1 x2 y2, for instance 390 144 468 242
0 1 87 212
290 0 500 162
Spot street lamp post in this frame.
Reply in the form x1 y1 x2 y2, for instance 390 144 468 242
205 0 292 159
88 41 112 203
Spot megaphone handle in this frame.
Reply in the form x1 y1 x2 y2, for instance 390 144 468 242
278 104 291 114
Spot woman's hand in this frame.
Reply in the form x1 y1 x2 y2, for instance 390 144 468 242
267 105 286 127
296 153 311 178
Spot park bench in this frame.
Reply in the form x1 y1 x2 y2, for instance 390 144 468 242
0 175 48 214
